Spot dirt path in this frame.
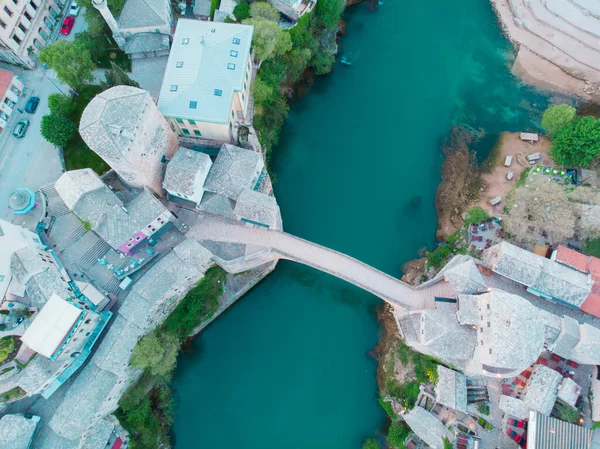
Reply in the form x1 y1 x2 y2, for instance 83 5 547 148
474 132 552 216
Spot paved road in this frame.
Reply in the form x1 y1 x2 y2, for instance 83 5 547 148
188 216 454 310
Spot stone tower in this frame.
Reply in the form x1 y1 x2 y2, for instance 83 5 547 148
79 86 178 194
91 0 126 49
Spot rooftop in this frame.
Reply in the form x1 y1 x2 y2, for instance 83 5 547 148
163 148 212 197
0 414 40 449
21 294 82 359
557 377 581 407
527 410 591 449
204 144 263 200
124 33 170 55
118 0 170 29
233 189 279 228
0 69 14 100
434 365 467 412
499 395 529 420
443 259 488 295
157 20 253 124
524 365 562 416
403 406 450 449
554 245 591 273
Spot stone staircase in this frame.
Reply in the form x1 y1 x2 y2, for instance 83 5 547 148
102 276 121 296
77 239 111 271
60 225 87 250
493 0 600 83
40 184 70 217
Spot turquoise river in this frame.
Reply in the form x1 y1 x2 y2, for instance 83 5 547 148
172 0 554 447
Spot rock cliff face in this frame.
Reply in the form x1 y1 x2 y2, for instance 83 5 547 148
490 0 600 98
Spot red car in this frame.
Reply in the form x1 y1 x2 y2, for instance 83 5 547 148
60 16 75 35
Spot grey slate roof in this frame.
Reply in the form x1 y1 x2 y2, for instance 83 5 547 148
483 242 591 307
157 20 253 124
78 419 114 449
94 189 170 249
499 395 529 420
571 323 600 364
93 314 143 376
0 414 40 449
118 0 170 29
204 144 263 200
557 377 581 407
233 188 279 228
55 169 123 229
434 365 467 412
443 259 488 295
456 294 480 326
201 240 246 261
198 192 236 219
550 316 580 359
524 365 562 416
403 406 450 449
124 33 170 55
49 364 118 440
528 411 592 449
79 87 150 161
164 148 212 197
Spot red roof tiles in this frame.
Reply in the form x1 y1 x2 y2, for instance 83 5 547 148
555 245 591 273
0 69 14 100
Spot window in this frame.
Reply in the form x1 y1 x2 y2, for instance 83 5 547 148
176 61 184 68
227 63 235 70
232 38 240 45
229 122 232 131
189 101 197 109
211 28 216 32
182 38 189 44
176 118 184 124
13 35 21 44
188 119 195 125
242 93 245 102
0 18 5 28
182 128 190 135
24 11 31 21
214 89 222 96
170 85 178 92
193 130 201 137
230 50 238 57
29 1 37 10
4 6 13 16
18 23 26 33
243 82 247 91
12 0 18 4
245 73 248 81
231 111 234 119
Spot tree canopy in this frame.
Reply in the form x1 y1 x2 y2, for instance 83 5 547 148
541 104 576 136
40 113 77 148
233 0 250 20
362 438 380 449
250 2 280 21
242 17 292 65
101 61 140 89
48 93 74 116
550 116 600 167
130 331 180 379
387 422 410 449
315 0 345 28
39 40 96 91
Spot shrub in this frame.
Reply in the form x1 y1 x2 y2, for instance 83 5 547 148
477 403 490 415
378 397 397 420
48 93 74 116
550 116 600 167
363 438 380 449
250 2 280 21
464 206 490 226
542 104 576 136
444 438 453 449
387 422 410 449
233 0 250 20
427 245 452 269
41 113 77 148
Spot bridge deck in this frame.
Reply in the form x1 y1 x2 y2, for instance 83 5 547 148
189 217 449 310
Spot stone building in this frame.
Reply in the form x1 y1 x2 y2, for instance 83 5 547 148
92 0 172 59
79 86 178 193
157 20 254 142
163 147 212 206
267 0 316 21
0 0 64 68
0 68 24 137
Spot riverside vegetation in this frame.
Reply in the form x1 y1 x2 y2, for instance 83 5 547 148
116 267 225 449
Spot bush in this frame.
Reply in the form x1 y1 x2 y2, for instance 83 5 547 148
41 113 77 148
233 0 250 20
542 104 576 136
378 397 397 420
363 438 380 449
464 206 490 226
550 116 600 167
250 2 280 21
554 402 580 423
477 403 490 415
427 245 452 269
48 93 74 116
444 438 453 449
387 422 410 449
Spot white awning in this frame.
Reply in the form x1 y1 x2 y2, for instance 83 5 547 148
21 294 82 359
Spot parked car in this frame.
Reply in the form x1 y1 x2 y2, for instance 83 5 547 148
24 96 40 114
61 16 75 35
69 1 80 16
12 119 30 138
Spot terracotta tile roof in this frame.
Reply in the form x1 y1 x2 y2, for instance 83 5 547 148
0 69 14 99
580 283 600 318
555 245 591 273
590 258 600 281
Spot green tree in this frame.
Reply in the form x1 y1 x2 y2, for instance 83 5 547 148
542 104 576 136
101 61 140 89
550 116 600 167
130 332 180 379
387 422 410 449
250 2 280 21
40 40 96 91
315 0 344 29
233 0 250 20
363 438 380 449
47 93 74 116
251 76 274 106
242 18 292 66
75 31 107 64
444 438 454 449
40 113 77 148
555 402 580 423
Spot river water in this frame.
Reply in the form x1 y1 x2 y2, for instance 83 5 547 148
172 1 551 447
